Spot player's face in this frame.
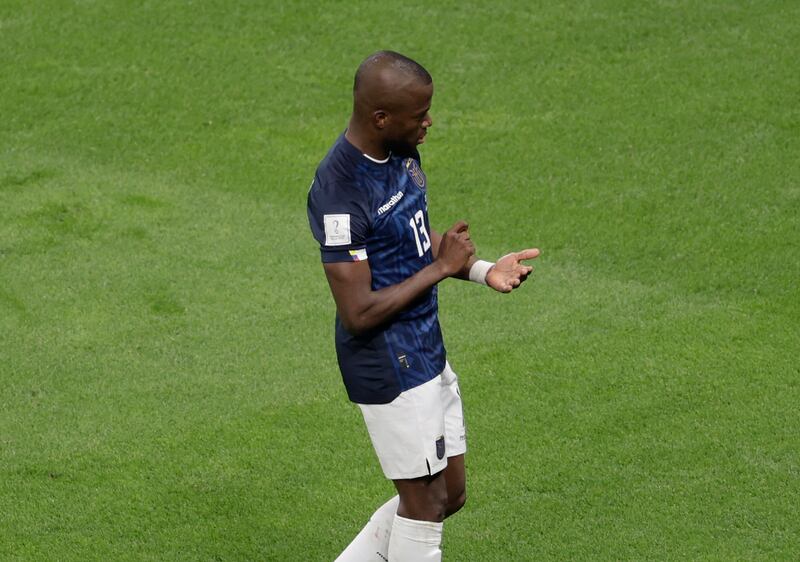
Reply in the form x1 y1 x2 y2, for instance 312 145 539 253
387 81 433 153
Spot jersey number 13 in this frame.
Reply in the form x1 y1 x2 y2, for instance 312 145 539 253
409 210 431 257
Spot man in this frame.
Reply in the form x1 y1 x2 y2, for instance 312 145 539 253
307 51 539 561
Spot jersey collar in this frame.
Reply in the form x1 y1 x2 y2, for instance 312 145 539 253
340 131 391 166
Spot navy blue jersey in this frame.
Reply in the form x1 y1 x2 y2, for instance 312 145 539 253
307 133 447 404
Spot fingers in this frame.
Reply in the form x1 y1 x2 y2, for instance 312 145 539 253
450 220 473 252
450 220 469 234
463 238 476 257
515 248 540 262
492 263 534 292
437 220 475 277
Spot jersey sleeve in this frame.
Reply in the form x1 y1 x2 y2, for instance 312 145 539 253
307 176 372 263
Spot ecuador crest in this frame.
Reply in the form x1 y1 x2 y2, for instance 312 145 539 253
404 158 427 189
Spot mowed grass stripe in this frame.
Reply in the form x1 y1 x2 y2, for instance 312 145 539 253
439 263 797 560
2 0 799 560
0 154 352 559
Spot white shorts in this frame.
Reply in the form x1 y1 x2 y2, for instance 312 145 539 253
358 361 467 480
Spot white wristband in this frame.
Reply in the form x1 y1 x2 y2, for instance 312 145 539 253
468 260 494 285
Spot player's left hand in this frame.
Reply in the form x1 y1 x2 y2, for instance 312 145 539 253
486 248 540 293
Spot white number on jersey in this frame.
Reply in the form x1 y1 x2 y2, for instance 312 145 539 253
409 209 432 257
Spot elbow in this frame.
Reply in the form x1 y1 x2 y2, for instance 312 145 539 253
339 311 373 336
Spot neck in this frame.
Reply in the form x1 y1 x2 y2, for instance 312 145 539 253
346 118 389 161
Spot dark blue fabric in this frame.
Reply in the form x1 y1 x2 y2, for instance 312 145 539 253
308 134 447 404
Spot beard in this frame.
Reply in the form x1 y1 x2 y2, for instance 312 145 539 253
386 138 421 159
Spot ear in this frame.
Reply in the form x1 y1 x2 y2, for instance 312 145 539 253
373 110 388 130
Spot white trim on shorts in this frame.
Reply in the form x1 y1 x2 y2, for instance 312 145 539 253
358 361 466 480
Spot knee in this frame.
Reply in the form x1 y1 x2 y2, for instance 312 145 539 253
429 486 450 522
398 484 449 523
446 488 466 518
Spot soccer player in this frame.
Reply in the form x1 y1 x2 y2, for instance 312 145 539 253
307 51 539 561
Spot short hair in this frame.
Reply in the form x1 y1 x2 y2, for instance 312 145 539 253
353 50 432 92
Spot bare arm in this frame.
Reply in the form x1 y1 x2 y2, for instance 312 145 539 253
324 221 474 335
431 228 540 292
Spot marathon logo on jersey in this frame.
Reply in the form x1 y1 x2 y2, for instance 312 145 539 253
435 436 445 460
404 158 426 189
324 214 351 246
377 190 404 215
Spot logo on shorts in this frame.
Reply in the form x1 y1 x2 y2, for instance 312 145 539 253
435 436 445 460
397 354 410 369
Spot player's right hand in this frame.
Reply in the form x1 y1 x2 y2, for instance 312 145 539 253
436 220 475 277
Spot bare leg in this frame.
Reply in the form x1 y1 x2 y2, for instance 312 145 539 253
391 453 467 522
442 454 466 517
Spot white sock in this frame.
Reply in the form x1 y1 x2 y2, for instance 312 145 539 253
335 495 399 562
388 514 443 562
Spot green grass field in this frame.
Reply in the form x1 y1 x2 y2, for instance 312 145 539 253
2 1 799 560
